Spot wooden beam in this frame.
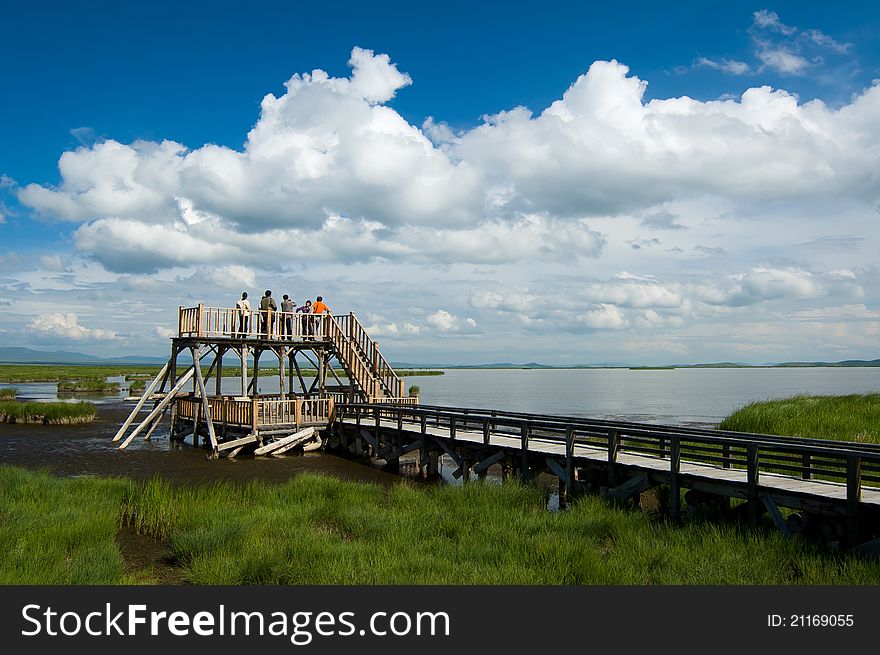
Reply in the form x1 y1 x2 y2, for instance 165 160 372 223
117 367 194 449
143 403 171 442
544 456 567 480
605 473 651 501
272 428 319 455
255 427 316 456
472 450 507 475
217 433 259 451
358 427 378 450
112 361 169 442
761 493 791 538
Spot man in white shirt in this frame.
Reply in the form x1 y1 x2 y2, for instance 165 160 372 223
236 292 251 337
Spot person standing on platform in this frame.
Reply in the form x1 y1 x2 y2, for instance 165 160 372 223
280 294 295 340
260 289 277 338
235 292 251 337
312 296 331 339
297 299 313 339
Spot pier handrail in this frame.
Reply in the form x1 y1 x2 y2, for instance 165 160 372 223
337 402 880 497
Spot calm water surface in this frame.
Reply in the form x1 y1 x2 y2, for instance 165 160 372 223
2 367 878 482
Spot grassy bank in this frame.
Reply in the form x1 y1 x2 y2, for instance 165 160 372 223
0 387 17 400
0 400 97 424
57 379 121 394
719 394 880 444
0 364 443 384
0 364 160 383
2 466 878 584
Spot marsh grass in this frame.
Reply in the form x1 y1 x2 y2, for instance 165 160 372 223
719 394 880 444
0 467 133 583
4 467 880 585
57 378 120 393
0 388 17 399
0 364 160 383
0 400 97 423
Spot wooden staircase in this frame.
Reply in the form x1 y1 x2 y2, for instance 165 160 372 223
325 313 404 401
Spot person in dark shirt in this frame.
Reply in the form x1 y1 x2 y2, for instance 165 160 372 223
296 299 313 339
280 294 295 340
259 290 277 338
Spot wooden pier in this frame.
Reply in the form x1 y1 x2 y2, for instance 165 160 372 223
330 403 880 550
114 302 880 550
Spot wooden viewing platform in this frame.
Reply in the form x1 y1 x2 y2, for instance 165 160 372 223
114 304 416 457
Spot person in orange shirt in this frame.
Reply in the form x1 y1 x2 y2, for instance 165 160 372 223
312 296 330 315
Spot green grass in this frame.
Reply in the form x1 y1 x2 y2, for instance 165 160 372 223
57 378 121 393
719 394 880 444
0 364 161 383
0 400 97 423
0 467 133 583
0 388 17 399
2 466 877 585
0 364 442 385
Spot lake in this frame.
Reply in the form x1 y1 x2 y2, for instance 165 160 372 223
4 366 879 426
2 366 878 484
405 367 880 426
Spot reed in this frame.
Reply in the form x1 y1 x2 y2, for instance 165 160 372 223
0 364 161 382
0 387 17 399
57 378 121 394
0 400 97 423
719 394 880 444
5 466 880 585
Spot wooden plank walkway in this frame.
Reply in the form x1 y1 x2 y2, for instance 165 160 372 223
366 418 880 507
333 403 880 546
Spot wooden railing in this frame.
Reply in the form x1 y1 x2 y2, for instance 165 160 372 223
177 395 334 429
176 305 403 401
178 304 327 341
331 313 403 398
338 403 880 541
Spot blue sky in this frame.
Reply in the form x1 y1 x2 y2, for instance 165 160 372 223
1 2 879 364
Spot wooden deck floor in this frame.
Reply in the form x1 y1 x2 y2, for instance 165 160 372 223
359 418 880 508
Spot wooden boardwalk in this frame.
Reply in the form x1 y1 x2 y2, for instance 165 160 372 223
332 403 880 549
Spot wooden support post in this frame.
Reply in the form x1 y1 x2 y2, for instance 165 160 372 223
669 437 681 518
253 349 261 395
847 455 862 546
318 352 327 393
215 347 223 397
802 452 812 480
276 347 284 396
288 352 294 398
761 494 791 538
240 345 248 397
565 426 575 502
520 423 530 483
746 444 760 525
608 429 619 487
193 349 218 457
722 443 730 469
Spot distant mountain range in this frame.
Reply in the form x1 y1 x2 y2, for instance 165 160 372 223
0 347 167 365
1 346 878 369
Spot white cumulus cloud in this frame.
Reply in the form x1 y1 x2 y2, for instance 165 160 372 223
27 313 116 341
